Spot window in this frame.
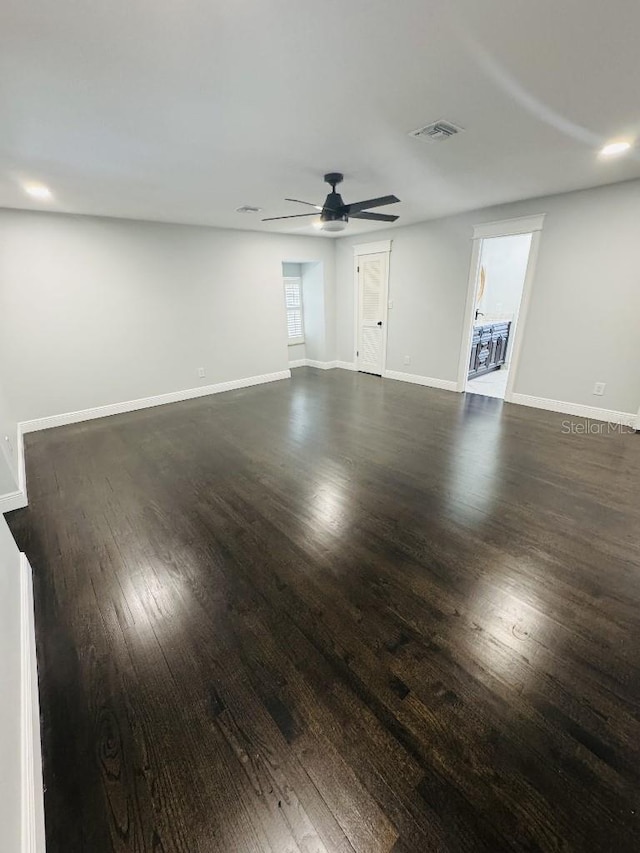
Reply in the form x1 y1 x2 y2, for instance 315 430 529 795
283 276 304 344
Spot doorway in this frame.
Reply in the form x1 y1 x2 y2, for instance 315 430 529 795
457 215 544 401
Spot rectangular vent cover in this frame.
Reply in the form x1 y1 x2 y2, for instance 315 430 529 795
409 120 464 142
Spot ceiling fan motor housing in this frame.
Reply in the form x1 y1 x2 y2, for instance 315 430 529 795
322 174 347 225
323 191 345 214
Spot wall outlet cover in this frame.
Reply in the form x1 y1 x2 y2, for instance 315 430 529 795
197 367 206 378
593 382 606 396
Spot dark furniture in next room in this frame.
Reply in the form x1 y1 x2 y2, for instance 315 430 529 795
468 320 511 380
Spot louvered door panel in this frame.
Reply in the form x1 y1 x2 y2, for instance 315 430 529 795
357 253 387 375
362 259 383 320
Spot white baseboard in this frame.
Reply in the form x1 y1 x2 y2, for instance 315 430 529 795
20 555 45 853
305 360 338 370
20 370 291 434
510 393 637 427
384 369 458 393
290 359 356 371
0 489 28 513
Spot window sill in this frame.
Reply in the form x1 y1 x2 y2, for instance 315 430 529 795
287 340 305 346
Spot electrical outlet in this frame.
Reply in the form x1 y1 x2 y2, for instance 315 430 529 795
404 355 411 366
593 381 606 396
4 435 12 454
197 367 206 379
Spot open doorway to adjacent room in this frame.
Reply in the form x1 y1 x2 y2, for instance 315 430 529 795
283 261 325 368
466 234 531 398
458 217 544 401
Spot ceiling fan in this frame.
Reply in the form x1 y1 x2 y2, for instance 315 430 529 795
262 172 400 232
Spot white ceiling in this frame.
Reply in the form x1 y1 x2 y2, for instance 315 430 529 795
2 0 639 236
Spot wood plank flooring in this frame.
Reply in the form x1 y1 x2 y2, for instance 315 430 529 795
6 367 640 852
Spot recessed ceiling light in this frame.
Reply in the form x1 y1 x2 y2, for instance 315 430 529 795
24 183 52 200
599 141 632 158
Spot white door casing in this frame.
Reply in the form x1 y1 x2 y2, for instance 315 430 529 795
353 241 391 376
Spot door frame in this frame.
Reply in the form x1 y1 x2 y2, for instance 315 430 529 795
353 240 392 375
456 214 545 402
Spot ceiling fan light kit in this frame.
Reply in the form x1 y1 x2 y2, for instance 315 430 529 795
263 172 400 232
320 216 348 232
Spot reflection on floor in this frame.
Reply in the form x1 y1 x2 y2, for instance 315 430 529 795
466 367 509 399
7 367 640 852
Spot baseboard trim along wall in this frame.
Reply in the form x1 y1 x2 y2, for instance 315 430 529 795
0 490 28 513
289 359 340 370
20 554 46 853
509 393 637 427
0 428 28 512
384 369 459 393
4 367 635 490
290 360 357 371
305 360 338 370
20 370 291 434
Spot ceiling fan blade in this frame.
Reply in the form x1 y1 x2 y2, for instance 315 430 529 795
350 212 399 222
342 195 400 215
285 198 323 209
262 212 320 221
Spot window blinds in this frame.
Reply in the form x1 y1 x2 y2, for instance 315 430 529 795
284 277 304 341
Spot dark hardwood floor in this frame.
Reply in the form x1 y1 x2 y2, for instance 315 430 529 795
6 367 640 852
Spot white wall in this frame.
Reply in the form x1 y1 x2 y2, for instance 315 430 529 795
0 516 22 853
0 209 336 423
336 179 640 415
0 377 19 495
0 456 15 495
301 262 326 362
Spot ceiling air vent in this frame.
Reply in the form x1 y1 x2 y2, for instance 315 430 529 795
236 205 262 214
409 120 464 142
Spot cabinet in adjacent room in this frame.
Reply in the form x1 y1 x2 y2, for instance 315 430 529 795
468 321 511 379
